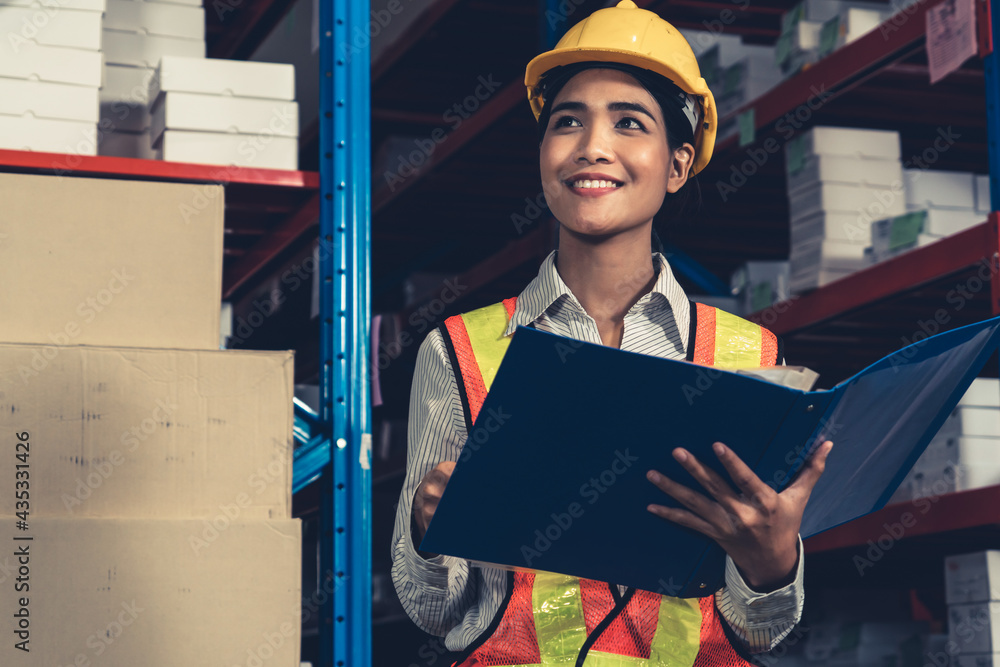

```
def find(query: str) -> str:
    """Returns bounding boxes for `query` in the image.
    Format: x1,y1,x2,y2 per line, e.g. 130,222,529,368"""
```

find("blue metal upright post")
986,0,1000,207
318,0,371,664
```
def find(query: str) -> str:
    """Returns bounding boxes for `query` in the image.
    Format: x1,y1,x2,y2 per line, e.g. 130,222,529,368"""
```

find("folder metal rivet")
699,583,706,588
806,404,814,412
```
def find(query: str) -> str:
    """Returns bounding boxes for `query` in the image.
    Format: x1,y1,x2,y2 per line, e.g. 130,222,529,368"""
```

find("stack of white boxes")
150,55,299,169
0,0,104,154
888,379,1000,504
869,171,991,263
805,621,927,667
729,261,791,315
785,126,904,293
946,551,1000,666
0,172,301,665
99,0,205,158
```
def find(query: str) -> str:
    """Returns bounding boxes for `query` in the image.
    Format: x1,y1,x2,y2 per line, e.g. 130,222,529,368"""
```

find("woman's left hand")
646,440,833,592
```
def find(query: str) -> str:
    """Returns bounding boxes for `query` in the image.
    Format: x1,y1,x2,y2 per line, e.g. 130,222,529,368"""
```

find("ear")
666,142,695,194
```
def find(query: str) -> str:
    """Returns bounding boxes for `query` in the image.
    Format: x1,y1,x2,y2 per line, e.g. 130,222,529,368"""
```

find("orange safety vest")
438,297,781,667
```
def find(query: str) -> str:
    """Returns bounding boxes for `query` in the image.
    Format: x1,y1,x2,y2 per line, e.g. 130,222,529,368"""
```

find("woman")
391,2,833,664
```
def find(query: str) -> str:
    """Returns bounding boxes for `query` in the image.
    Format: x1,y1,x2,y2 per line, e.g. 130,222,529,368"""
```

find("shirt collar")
503,249,688,337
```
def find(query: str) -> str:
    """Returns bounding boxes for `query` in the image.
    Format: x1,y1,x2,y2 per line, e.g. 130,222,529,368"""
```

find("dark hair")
535,61,702,250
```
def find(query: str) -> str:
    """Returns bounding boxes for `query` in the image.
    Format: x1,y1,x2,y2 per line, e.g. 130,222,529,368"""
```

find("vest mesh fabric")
760,327,778,366
693,303,717,366
467,573,542,667
583,583,661,659
693,597,753,667
444,314,490,426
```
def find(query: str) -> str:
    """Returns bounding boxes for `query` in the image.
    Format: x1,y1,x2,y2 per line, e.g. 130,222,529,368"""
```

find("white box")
836,7,889,44
730,261,790,313
98,128,156,158
905,169,977,209
0,115,96,154
100,65,157,132
792,211,873,243
792,19,824,50
104,0,205,39
791,237,870,270
789,181,906,221
940,407,1000,437
103,28,205,68
803,126,901,160
949,602,1000,653
151,55,296,101
155,129,298,169
0,78,98,123
961,379,1000,408
787,154,903,192
954,655,1000,667
790,267,855,292
920,436,1000,467
977,175,992,214
0,40,102,86
0,344,293,519
912,463,1000,497
0,5,102,50
946,552,1000,604
0,518,301,666
0,0,104,8
150,91,298,143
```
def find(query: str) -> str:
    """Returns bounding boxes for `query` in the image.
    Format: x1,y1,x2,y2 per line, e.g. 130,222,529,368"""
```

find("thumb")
787,440,833,498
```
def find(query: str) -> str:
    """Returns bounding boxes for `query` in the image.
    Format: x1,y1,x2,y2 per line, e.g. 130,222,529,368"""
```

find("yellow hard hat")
524,0,717,175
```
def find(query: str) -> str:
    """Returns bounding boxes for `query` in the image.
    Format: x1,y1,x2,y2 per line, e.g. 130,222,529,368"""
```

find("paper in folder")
420,314,1000,597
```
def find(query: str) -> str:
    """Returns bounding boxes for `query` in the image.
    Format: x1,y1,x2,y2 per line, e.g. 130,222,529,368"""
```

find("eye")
616,116,646,131
552,115,581,129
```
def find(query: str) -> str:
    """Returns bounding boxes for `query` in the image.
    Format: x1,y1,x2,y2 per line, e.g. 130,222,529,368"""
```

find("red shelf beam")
0,149,319,189
749,215,1000,335
805,484,1000,554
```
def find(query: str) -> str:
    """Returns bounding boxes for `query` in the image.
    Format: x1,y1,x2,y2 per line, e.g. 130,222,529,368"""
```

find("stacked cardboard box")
150,56,299,169
889,378,1000,504
785,126,904,293
729,261,791,315
0,0,104,154
0,173,301,665
947,551,1000,665
99,0,206,158
869,170,989,263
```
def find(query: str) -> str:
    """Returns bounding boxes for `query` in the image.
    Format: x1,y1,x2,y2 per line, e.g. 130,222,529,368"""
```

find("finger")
422,469,451,499
711,442,775,503
646,503,720,539
646,469,728,524
786,440,834,497
670,447,742,507
436,461,457,476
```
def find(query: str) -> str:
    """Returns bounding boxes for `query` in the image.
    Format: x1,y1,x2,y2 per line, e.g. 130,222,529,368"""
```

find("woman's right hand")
413,461,457,540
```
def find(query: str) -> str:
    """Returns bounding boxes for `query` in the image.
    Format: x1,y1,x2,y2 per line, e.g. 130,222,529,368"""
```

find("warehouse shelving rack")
0,0,998,662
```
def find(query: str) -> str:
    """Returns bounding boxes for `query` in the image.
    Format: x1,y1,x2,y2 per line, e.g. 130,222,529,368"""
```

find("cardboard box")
789,181,906,221
803,126,901,160
0,0,104,9
919,435,1000,468
0,344,292,518
961,379,1000,408
150,54,296,101
790,267,854,293
791,237,870,268
0,5,102,50
0,116,97,154
787,154,903,192
949,602,1000,653
100,65,156,133
977,175,992,214
729,261,790,314
0,40,102,86
155,129,298,170
904,169,977,210
835,7,889,45
792,210,874,244
150,91,299,143
98,128,156,158
0,78,98,123
911,463,1000,498
103,28,205,68
104,0,205,39
0,518,301,666
947,552,1000,605
0,172,223,348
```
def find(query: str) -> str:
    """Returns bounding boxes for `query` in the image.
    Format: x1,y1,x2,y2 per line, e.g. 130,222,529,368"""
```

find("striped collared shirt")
391,249,805,655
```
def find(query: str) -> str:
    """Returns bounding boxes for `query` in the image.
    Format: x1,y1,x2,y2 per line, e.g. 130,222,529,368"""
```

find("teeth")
571,179,620,189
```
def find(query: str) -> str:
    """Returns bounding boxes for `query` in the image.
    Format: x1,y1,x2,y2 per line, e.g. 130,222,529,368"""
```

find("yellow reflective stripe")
712,309,763,370
647,596,702,667
462,301,513,392
533,572,588,665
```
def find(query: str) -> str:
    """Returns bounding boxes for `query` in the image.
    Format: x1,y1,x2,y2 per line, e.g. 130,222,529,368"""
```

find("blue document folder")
420,314,1000,597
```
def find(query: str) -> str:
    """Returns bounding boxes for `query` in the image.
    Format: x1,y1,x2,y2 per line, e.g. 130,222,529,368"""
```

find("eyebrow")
549,100,658,123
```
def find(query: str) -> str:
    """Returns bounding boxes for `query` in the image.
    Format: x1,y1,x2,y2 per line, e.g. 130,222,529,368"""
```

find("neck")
555,224,658,324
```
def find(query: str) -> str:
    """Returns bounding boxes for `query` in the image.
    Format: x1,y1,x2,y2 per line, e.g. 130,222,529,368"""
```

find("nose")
575,125,615,164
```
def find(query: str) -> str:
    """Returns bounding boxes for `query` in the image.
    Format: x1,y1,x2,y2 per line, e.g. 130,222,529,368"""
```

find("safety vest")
438,297,781,667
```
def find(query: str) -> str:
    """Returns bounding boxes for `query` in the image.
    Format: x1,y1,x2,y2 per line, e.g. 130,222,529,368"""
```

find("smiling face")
539,67,693,242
